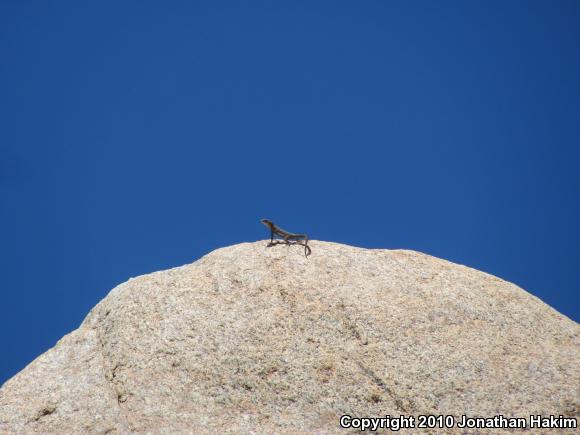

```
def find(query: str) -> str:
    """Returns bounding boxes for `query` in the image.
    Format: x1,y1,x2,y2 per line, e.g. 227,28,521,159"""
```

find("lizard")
260,219,311,257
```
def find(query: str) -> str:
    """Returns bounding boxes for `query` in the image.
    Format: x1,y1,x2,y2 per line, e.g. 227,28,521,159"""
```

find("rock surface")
1,241,578,433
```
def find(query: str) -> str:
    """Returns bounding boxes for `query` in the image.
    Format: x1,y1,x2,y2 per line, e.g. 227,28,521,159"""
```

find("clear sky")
1,1,579,385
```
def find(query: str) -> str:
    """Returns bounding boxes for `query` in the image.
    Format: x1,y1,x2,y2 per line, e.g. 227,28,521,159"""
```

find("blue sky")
1,1,579,385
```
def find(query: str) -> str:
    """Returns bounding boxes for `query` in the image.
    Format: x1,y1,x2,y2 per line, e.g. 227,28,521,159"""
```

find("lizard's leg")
287,234,310,256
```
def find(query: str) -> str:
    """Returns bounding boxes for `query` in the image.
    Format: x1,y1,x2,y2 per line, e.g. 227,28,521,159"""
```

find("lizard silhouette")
260,219,311,257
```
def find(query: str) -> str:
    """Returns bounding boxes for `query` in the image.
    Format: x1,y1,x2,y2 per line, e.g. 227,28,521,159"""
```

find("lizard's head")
260,219,273,228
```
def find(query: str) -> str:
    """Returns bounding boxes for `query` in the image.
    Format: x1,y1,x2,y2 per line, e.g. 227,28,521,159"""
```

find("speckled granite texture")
1,241,578,433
